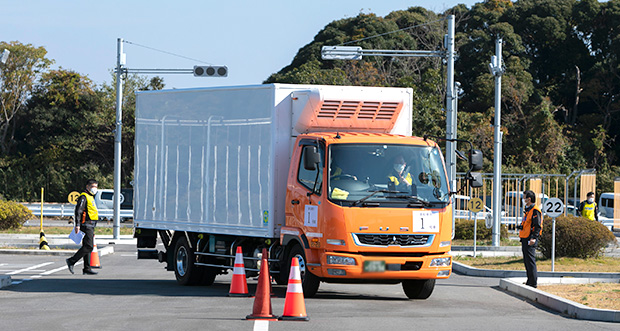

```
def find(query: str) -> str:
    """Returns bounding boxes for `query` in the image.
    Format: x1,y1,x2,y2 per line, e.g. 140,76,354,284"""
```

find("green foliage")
538,215,616,259
0,199,33,230
3,0,620,201
0,41,52,156
454,219,508,240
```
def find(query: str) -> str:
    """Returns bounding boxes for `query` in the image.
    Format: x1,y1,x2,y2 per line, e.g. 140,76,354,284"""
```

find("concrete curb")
0,245,114,289
452,261,620,279
499,277,620,323
0,275,10,288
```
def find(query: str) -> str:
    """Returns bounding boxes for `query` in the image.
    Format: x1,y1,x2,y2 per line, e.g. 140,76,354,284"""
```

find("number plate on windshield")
363,260,385,273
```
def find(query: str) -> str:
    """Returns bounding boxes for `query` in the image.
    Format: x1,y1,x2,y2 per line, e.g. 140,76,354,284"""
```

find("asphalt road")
1,245,617,330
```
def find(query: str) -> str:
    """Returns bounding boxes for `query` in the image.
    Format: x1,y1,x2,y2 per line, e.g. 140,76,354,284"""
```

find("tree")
0,41,52,155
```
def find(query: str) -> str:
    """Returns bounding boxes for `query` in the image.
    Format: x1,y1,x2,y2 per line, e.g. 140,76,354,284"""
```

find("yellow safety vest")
388,172,412,186
581,201,597,221
80,192,98,223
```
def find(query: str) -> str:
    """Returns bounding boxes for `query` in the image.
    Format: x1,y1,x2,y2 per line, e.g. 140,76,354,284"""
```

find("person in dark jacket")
66,179,99,275
518,190,543,288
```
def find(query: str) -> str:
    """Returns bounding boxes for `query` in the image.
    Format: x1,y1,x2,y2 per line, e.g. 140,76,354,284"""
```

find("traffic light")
193,65,228,77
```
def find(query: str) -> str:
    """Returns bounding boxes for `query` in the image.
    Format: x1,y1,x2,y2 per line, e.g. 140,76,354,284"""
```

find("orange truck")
133,84,482,299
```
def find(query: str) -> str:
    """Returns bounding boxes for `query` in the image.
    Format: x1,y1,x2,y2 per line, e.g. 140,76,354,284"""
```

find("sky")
3,0,479,89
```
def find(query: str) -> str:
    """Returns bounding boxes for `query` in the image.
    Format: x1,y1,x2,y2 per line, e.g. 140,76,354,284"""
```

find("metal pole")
473,212,478,258
551,217,556,272
491,38,503,247
113,38,124,240
445,15,455,184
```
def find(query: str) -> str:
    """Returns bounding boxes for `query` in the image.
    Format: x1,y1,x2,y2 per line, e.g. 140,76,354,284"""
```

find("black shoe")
83,269,98,275
66,259,74,274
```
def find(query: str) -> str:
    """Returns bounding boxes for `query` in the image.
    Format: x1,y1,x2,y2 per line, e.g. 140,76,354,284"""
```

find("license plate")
363,260,385,273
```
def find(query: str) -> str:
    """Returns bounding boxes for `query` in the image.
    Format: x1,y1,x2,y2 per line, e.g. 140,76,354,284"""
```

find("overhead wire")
123,40,213,65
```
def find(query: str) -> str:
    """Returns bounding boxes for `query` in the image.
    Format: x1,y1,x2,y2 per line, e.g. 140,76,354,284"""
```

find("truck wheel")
286,245,320,297
173,236,202,286
402,279,435,299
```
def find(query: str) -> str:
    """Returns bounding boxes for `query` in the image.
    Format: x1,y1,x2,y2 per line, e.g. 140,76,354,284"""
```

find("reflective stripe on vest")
80,192,98,222
582,202,596,220
519,205,542,238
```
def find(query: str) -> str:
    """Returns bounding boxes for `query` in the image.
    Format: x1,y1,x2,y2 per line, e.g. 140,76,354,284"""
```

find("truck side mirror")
303,146,320,171
469,172,483,188
469,149,483,171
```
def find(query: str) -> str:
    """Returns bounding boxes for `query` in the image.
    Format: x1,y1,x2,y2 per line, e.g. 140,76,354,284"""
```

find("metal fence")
23,203,133,219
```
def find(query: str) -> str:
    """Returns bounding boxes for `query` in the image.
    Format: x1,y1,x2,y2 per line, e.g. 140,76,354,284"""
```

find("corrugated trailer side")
134,85,286,238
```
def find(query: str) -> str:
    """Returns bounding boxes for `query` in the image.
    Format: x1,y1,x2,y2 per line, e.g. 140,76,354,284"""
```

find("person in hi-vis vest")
577,192,599,221
66,179,99,275
518,190,543,288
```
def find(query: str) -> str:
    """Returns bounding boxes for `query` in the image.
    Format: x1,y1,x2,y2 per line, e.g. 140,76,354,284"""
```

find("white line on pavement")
253,320,269,331
6,262,54,275
41,261,83,276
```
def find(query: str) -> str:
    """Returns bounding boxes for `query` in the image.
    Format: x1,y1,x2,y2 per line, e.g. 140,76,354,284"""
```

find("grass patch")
453,255,620,273
452,239,520,246
0,226,134,236
538,283,620,311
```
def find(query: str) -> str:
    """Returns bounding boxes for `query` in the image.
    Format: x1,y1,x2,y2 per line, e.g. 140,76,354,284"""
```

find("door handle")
291,199,300,205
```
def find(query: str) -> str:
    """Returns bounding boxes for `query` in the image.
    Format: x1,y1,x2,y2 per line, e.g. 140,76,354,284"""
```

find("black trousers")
68,226,94,270
521,238,537,287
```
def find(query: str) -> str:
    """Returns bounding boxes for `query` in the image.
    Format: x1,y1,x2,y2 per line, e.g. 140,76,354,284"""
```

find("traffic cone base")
90,241,101,268
229,246,250,297
279,257,309,321
246,248,277,320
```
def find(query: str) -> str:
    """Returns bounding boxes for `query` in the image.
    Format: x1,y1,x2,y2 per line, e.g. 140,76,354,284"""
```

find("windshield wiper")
351,189,402,206
391,195,433,208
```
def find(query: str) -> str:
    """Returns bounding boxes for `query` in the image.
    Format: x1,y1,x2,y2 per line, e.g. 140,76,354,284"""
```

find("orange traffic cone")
229,246,250,297
279,257,309,321
246,248,277,320
90,237,101,269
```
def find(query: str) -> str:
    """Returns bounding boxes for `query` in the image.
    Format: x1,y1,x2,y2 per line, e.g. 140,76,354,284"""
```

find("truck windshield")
328,143,449,207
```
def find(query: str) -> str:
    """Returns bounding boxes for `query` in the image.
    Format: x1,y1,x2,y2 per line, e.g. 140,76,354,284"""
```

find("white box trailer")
134,84,413,238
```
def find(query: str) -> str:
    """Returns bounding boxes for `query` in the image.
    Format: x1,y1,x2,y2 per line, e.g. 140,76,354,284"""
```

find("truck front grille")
353,234,433,247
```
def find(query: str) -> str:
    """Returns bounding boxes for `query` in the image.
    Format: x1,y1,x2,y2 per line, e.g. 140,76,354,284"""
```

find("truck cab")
281,132,457,298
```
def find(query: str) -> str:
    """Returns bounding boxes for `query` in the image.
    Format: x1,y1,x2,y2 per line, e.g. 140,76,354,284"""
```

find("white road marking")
253,320,269,331
6,262,53,275
41,261,82,275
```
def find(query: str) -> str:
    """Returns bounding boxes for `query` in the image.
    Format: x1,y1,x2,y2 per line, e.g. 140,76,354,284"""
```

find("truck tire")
173,236,202,286
199,256,218,286
402,279,435,299
286,245,320,298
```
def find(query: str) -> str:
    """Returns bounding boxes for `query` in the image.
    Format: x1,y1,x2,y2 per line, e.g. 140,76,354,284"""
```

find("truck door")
286,140,324,231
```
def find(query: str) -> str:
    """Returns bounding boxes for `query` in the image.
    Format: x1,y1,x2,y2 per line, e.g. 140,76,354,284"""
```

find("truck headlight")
326,255,356,265
430,257,451,267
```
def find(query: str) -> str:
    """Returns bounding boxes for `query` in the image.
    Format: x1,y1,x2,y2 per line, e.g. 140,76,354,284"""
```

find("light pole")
322,15,457,185
488,38,504,247
112,38,228,239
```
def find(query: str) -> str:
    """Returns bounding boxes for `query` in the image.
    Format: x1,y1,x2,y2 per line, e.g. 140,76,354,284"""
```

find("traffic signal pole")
112,38,227,240
113,38,124,240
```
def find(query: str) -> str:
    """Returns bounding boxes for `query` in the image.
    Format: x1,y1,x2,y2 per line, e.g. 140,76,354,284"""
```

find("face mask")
588,198,594,204
522,199,527,206
89,187,98,195
394,163,405,173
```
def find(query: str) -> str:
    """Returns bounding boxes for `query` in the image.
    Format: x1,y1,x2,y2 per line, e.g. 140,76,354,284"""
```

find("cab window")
297,144,324,194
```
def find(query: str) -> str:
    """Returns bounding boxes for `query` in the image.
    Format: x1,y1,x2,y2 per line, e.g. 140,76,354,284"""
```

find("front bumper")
308,252,452,280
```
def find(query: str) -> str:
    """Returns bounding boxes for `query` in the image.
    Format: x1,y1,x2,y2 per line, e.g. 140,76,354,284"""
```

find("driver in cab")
387,155,413,191
329,153,358,200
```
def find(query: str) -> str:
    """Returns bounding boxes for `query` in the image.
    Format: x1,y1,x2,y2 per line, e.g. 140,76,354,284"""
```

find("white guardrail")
23,203,133,219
